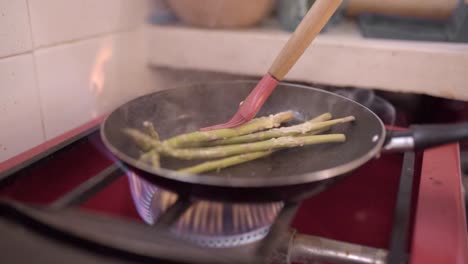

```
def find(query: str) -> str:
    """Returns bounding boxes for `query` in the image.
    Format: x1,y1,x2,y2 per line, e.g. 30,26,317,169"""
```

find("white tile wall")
0,0,33,58
0,54,44,162
0,0,161,162
35,29,157,140
28,0,152,48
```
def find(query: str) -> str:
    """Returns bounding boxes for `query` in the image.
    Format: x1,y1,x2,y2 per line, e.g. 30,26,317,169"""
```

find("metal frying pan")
101,81,468,202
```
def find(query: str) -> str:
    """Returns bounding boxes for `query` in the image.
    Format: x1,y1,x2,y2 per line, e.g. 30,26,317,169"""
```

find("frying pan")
101,81,468,203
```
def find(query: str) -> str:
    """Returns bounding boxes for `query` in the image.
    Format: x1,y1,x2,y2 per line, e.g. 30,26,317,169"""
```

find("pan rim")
100,80,386,188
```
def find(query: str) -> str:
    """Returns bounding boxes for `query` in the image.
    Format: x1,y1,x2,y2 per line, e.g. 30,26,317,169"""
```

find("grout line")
0,25,141,61
30,55,47,140
32,26,141,52
0,50,33,60
25,0,47,141
24,0,36,48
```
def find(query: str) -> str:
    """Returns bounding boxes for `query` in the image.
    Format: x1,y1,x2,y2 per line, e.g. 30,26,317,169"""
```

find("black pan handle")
384,122,468,152
412,122,468,149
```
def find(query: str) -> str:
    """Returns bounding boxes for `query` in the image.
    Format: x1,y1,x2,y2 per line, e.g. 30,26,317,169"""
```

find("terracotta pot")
167,0,275,28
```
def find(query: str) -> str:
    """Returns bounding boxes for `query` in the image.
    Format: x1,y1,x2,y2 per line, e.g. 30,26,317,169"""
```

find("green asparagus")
164,111,294,148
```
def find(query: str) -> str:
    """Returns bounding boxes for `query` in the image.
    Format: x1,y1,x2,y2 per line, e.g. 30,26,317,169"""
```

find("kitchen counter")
146,20,468,101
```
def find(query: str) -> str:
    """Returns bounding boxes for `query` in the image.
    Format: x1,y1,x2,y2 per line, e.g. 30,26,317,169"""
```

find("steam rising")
333,88,396,126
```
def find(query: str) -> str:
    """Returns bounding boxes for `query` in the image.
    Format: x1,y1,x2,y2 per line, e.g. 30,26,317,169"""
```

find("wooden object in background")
346,0,458,20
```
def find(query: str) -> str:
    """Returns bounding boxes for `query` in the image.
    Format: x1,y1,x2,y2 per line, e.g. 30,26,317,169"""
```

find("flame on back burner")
127,172,283,248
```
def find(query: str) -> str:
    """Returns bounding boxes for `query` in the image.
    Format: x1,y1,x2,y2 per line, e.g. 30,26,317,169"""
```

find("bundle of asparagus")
124,111,355,174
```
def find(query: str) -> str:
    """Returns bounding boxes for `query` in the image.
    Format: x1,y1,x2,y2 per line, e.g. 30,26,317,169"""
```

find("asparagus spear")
124,128,164,151
163,111,294,148
177,127,336,174
178,151,273,174
137,127,335,174
139,149,161,168
186,112,334,147
199,114,353,146
138,121,161,168
124,129,345,160
128,129,154,152
143,121,159,140
209,116,354,145
303,127,330,136
166,134,346,160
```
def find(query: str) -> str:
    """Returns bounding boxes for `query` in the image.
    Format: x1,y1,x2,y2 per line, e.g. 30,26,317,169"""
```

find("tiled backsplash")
0,0,161,162
28,0,149,48
0,1,32,57
0,54,43,161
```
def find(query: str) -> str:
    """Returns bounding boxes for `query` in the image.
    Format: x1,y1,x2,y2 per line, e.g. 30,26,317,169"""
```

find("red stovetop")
0,115,467,264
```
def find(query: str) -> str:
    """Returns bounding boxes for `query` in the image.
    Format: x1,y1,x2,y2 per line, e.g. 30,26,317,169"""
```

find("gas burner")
128,172,283,248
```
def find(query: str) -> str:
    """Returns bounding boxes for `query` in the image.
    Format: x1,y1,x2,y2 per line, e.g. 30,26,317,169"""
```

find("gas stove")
1,91,467,264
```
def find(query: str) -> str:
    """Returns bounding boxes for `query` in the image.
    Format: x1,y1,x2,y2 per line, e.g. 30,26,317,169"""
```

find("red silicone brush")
201,0,343,131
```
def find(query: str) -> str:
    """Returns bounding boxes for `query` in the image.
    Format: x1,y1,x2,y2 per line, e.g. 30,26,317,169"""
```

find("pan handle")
384,122,468,152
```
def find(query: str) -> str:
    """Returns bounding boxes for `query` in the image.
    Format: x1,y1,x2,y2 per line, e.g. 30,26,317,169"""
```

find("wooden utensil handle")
268,0,343,80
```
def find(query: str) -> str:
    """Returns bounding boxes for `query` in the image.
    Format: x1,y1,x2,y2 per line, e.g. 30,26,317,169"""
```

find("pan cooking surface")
102,81,385,186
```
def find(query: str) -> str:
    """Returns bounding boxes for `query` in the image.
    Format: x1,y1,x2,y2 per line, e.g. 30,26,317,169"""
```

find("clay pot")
167,0,275,28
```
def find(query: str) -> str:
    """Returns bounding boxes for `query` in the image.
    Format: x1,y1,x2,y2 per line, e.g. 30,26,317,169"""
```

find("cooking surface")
0,99,467,263
0,131,403,249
